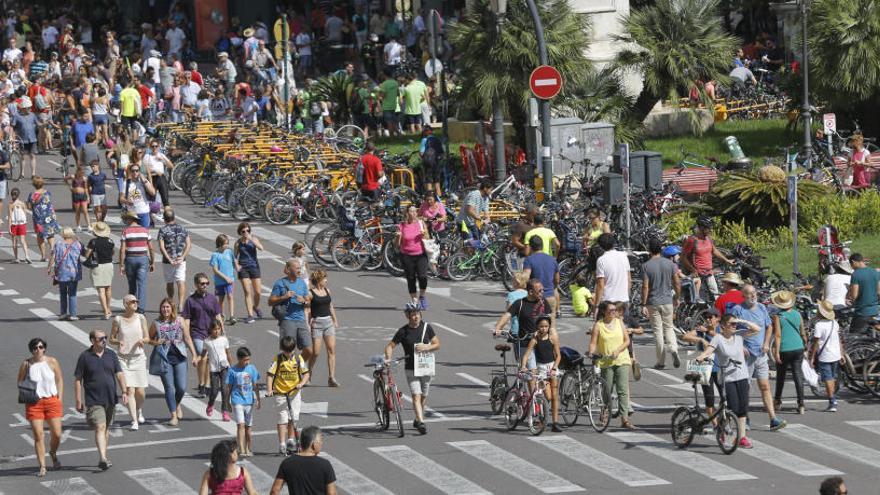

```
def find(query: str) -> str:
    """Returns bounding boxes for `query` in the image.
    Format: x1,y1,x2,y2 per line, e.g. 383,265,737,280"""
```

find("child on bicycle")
265,335,310,456
519,315,562,432
226,347,261,456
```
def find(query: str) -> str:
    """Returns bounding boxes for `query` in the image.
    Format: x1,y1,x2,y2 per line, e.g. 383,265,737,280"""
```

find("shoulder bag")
17,361,39,404
271,279,292,322
419,220,439,264
413,321,436,377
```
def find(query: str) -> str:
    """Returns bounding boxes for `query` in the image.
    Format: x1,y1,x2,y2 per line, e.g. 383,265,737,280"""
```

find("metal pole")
796,0,812,274
281,13,289,131
493,98,506,185
430,10,450,158
525,0,553,195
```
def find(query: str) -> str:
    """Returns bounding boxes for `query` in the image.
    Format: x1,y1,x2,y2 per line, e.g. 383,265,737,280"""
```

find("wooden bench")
662,168,718,198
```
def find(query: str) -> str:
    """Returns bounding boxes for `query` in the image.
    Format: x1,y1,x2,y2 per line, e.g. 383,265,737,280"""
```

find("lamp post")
281,13,289,131
489,0,507,186
794,0,812,275
525,0,553,196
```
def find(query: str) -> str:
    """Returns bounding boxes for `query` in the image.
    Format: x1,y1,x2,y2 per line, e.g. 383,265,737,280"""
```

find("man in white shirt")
824,261,852,308
324,14,344,43
41,21,59,50
216,52,237,97
383,36,403,69
2,37,21,64
294,29,312,76
593,233,631,316
180,71,201,107
164,20,186,58
146,50,162,85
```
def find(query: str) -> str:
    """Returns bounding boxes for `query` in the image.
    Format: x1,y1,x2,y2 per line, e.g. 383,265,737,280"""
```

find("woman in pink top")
198,440,257,495
847,135,872,189
396,205,430,309
418,191,447,234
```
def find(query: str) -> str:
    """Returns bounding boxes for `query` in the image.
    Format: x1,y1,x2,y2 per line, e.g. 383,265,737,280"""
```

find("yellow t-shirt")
524,226,557,256
119,87,140,118
570,285,592,316
268,353,309,394
596,318,631,368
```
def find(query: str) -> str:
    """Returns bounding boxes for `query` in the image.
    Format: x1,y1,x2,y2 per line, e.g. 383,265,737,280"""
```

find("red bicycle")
368,356,406,438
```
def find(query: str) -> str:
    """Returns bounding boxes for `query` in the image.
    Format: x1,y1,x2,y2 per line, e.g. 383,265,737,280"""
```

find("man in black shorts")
419,126,445,198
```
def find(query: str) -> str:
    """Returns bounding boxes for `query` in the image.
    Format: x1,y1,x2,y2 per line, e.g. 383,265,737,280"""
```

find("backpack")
271,278,294,321
34,88,49,110
354,157,366,186
309,100,322,117
558,219,581,254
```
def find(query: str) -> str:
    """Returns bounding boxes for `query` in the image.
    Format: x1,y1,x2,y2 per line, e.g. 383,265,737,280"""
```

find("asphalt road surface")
0,151,877,495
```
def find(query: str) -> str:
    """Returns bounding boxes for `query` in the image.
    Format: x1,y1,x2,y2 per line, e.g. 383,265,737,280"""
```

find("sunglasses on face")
33,344,45,351
95,336,107,342
198,281,210,286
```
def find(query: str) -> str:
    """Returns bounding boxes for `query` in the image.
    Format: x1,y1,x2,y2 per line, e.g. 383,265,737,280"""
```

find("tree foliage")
564,67,644,146
614,0,741,123
311,73,355,124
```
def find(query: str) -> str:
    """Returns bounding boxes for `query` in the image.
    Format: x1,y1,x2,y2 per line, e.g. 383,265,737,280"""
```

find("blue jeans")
159,354,188,413
125,256,149,312
58,280,78,316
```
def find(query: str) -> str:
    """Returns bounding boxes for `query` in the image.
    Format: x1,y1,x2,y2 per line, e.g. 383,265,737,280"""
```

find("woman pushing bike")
519,315,562,432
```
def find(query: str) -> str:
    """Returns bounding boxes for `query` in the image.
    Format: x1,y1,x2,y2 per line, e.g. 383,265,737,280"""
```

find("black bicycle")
670,360,741,455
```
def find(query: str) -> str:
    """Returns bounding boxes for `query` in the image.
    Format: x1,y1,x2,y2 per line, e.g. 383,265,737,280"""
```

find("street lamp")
488,0,507,185
793,0,812,275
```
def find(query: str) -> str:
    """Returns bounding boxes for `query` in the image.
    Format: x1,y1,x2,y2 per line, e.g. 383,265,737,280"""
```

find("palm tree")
809,0,880,135
448,0,592,144
614,0,741,124
564,67,644,146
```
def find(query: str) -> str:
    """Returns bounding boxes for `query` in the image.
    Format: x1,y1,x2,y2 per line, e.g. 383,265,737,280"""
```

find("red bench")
662,168,719,198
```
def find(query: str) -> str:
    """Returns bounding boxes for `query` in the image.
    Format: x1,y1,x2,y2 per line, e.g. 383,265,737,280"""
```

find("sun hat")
121,211,140,223
770,290,795,310
243,27,255,37
720,272,744,286
835,260,854,274
92,222,110,238
817,300,835,320
218,51,228,58
19,96,32,109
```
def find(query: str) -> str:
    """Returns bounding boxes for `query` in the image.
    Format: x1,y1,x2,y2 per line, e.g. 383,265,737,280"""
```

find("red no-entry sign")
529,65,563,100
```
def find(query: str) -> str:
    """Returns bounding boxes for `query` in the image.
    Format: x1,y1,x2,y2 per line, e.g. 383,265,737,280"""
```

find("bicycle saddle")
684,372,703,383
495,344,511,352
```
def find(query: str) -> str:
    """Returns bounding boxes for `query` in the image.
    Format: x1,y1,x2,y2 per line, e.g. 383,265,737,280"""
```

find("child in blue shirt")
87,159,108,222
210,233,239,325
226,346,261,456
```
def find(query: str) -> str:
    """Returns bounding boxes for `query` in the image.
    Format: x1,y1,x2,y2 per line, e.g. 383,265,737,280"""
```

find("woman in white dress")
110,294,150,429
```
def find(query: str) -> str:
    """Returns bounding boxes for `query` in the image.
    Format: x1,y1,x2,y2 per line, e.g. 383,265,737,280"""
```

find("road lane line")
30,307,238,436
784,423,880,469
267,329,280,337
744,439,842,476
125,467,196,494
607,431,756,481
432,322,466,337
644,367,683,383
41,476,101,494
320,453,394,495
456,372,490,386
531,435,669,487
344,287,374,299
369,445,490,494
449,440,582,493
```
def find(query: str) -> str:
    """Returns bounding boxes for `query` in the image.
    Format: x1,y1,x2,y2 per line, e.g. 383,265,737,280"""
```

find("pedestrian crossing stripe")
742,438,843,476
449,440,583,493
784,423,880,470
126,467,196,494
41,476,101,494
369,445,491,495
320,453,395,495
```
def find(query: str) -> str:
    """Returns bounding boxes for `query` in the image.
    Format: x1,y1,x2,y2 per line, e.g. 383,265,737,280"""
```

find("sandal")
621,419,635,430
37,466,47,477
50,451,60,469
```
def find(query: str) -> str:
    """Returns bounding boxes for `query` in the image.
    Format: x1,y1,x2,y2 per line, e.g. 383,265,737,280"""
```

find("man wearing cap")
216,52,237,98
715,272,745,315
810,300,845,412
729,284,787,430
642,239,682,369
824,261,852,308
846,253,880,334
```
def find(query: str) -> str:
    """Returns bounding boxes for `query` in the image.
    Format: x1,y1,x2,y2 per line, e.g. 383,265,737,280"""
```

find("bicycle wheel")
382,239,405,277
243,182,276,219
862,347,880,399
587,378,610,433
331,236,368,272
373,378,389,430
528,395,549,436
715,408,740,455
391,385,405,438
8,150,22,181
502,389,521,431
304,219,334,248
363,234,388,271
670,406,697,448
310,227,340,268
264,195,296,225
489,376,507,415
446,251,474,281
559,372,581,426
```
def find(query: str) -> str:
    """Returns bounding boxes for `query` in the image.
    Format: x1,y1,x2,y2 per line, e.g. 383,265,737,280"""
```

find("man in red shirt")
137,79,155,122
358,142,384,201
714,272,745,314
681,216,733,301
188,61,204,86
27,75,52,151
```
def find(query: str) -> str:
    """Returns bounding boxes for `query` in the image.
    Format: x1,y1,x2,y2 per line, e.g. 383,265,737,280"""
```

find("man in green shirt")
402,74,427,134
377,71,399,137
846,253,880,334
352,77,374,138
524,214,560,256
119,79,142,140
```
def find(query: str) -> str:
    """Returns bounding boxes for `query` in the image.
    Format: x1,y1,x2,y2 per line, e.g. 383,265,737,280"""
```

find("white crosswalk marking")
531,435,670,487
125,467,196,494
240,460,275,494
785,423,880,469
607,432,756,481
288,224,310,233
187,243,214,261
449,440,583,493
321,453,394,495
41,477,101,494
251,226,296,251
369,445,490,494
743,439,842,476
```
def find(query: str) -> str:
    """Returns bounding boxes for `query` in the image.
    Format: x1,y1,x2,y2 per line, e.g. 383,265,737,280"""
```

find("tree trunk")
631,88,659,127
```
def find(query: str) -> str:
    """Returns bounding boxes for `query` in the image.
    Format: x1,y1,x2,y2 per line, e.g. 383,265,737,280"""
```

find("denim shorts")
214,283,233,297
817,361,839,382
193,338,205,356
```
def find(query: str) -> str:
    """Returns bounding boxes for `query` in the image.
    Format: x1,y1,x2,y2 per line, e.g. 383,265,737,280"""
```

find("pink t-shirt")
399,221,425,256
418,202,447,232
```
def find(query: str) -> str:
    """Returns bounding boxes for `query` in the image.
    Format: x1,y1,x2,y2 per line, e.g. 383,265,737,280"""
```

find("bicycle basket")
559,347,582,370
685,360,713,385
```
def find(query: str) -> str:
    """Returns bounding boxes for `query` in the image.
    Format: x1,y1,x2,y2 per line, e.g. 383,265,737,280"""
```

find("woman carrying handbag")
18,337,64,477
395,205,432,310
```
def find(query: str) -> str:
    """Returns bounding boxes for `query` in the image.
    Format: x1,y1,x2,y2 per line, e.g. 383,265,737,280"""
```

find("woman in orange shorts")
18,337,64,477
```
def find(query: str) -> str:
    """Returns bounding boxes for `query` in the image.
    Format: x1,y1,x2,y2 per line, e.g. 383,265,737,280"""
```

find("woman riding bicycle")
519,315,561,432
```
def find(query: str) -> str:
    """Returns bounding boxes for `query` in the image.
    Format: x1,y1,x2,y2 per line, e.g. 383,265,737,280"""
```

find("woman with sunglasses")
588,300,634,429
18,338,63,477
143,140,174,208
235,222,264,323
119,160,156,228
110,294,150,430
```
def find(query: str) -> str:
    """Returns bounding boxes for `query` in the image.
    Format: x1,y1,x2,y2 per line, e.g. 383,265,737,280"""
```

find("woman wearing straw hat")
83,221,115,319
770,290,807,415
809,300,845,412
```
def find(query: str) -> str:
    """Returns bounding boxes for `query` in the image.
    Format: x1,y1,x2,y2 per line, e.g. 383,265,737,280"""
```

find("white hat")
19,96,31,109
150,49,161,58
218,51,229,58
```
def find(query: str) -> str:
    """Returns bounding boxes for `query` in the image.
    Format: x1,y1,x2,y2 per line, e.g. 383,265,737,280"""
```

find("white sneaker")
138,411,145,424
130,421,139,431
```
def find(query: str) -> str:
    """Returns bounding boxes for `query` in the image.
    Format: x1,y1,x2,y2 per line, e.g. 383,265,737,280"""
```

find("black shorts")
21,142,36,154
422,156,443,184
121,116,138,129
238,266,261,279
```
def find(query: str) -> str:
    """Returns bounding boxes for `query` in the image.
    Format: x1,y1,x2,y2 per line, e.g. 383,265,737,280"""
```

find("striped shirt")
122,225,151,257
